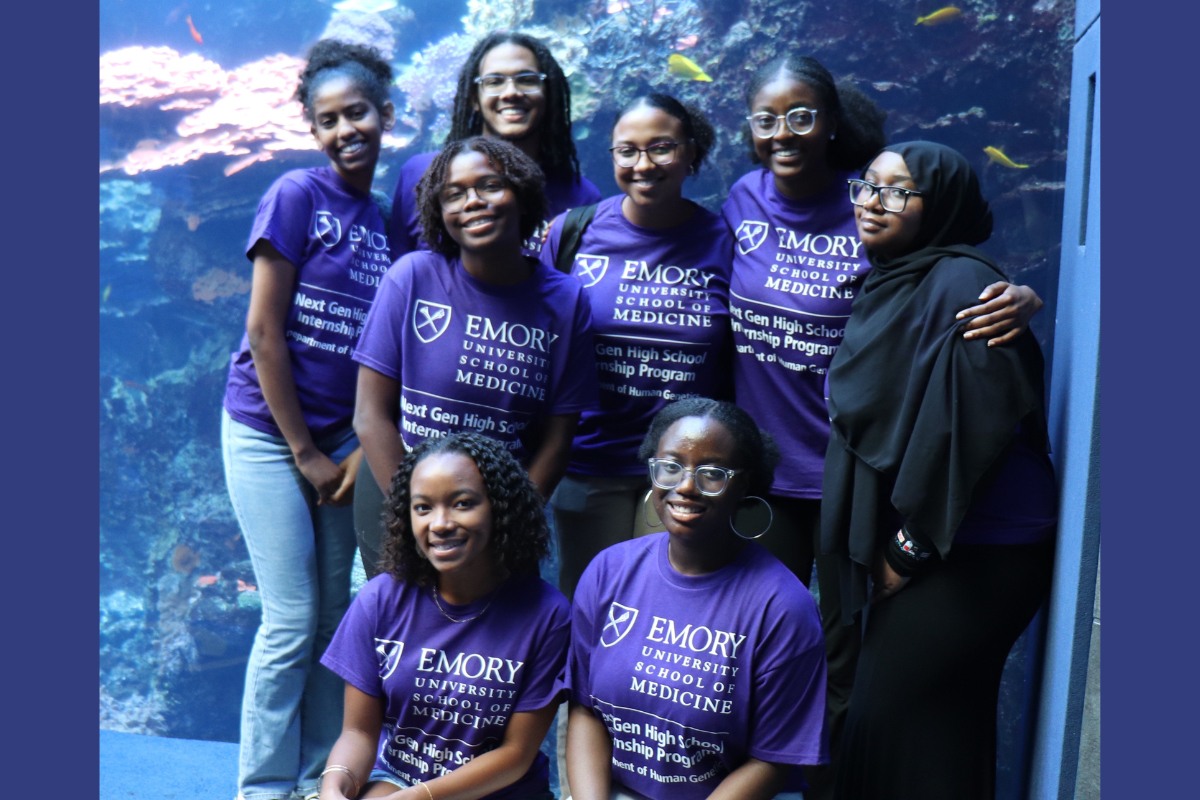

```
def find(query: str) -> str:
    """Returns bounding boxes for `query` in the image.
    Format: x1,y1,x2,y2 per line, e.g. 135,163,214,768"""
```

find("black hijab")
820,141,1047,622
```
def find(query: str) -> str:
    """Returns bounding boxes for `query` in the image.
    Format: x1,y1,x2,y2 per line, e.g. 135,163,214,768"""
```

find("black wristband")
885,528,933,578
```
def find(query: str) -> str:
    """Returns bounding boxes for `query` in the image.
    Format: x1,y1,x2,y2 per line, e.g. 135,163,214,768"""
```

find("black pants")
835,541,1054,800
353,456,387,579
757,496,860,800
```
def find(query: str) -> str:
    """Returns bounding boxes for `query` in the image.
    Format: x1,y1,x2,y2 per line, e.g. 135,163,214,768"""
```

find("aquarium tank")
99,0,1074,796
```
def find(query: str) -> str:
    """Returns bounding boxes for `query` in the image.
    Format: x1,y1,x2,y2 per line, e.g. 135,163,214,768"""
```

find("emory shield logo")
313,211,342,247
413,300,452,343
374,639,404,680
600,602,639,647
574,254,610,288
735,220,770,254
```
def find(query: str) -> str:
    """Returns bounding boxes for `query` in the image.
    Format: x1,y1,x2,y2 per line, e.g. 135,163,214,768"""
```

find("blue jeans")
222,410,359,800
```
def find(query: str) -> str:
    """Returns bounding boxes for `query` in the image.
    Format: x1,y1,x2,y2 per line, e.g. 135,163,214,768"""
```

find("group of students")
219,30,1056,800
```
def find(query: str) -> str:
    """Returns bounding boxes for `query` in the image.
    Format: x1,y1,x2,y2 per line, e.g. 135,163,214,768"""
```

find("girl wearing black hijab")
821,142,1057,800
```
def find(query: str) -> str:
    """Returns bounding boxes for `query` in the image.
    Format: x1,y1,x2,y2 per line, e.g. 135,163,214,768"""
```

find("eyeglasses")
609,141,682,168
473,72,547,96
847,179,924,213
746,108,819,138
648,458,740,497
439,176,509,211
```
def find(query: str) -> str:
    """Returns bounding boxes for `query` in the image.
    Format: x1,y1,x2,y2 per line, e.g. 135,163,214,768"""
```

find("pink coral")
100,46,226,109
192,268,251,303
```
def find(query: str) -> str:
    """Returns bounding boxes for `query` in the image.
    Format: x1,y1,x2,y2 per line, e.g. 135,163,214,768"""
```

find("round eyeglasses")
473,72,547,96
648,458,740,497
439,176,509,211
746,108,819,138
609,141,682,168
847,179,924,213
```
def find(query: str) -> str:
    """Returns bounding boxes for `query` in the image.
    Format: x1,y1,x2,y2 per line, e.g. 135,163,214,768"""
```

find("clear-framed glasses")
647,458,740,497
847,179,924,213
439,176,509,211
473,72,547,96
609,141,682,168
746,107,819,138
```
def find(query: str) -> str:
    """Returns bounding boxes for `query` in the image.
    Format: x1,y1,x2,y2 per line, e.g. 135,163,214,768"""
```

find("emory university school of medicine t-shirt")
224,167,390,438
353,251,598,461
565,534,828,798
321,574,570,798
540,196,733,475
721,168,870,498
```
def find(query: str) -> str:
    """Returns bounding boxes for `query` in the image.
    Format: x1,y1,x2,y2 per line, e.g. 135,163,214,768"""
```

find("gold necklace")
432,583,502,623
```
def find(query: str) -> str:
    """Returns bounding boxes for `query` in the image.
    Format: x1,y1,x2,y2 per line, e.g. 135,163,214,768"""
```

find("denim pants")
222,410,359,800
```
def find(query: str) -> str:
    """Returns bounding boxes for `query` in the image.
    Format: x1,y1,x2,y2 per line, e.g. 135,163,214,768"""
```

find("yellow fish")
668,54,712,82
102,284,112,302
916,7,962,26
984,146,1030,169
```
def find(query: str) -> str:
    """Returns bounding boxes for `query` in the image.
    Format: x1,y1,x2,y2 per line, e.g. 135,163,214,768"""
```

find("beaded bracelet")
319,764,360,799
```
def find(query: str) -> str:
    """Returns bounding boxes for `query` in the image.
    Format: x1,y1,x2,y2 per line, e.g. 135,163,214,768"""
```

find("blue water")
100,1,1075,796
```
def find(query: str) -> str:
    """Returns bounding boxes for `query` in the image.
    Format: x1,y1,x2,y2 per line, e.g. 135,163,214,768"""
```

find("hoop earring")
642,491,664,529
729,496,773,540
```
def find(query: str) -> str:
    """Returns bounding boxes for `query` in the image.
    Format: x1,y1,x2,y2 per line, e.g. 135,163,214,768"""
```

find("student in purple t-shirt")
720,54,1046,800
539,93,734,602
390,32,601,262
566,399,827,800
353,137,598,578
319,433,569,800
220,41,396,800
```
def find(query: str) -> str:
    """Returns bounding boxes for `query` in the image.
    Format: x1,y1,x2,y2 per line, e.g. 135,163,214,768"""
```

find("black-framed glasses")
746,108,819,138
439,176,509,211
473,72,547,95
847,179,923,213
648,458,740,496
609,141,682,168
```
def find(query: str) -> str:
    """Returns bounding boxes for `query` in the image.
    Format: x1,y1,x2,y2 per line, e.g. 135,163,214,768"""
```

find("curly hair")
414,136,547,257
612,93,716,176
379,432,551,587
295,39,394,122
744,55,887,172
447,31,582,186
637,399,781,498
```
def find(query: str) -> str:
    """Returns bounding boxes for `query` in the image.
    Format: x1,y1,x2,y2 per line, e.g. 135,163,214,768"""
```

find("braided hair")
380,432,551,587
295,39,394,122
414,136,547,257
612,93,716,176
744,55,887,171
447,31,582,185
638,399,780,498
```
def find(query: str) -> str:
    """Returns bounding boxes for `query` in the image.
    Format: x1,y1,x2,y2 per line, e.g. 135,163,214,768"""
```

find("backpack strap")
554,203,598,274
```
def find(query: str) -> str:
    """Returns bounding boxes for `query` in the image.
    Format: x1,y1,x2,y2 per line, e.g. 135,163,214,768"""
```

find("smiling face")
611,104,695,212
750,74,837,198
651,416,746,542
409,452,495,576
309,74,394,187
472,43,546,145
439,150,522,254
854,150,925,259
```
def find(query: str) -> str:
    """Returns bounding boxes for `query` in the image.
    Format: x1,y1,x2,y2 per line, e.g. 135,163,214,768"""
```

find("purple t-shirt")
353,251,598,461
321,574,570,798
722,168,869,498
539,196,733,475
565,534,828,798
389,150,603,262
224,167,390,438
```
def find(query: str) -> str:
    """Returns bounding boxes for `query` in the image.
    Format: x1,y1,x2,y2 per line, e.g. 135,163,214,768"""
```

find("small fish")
984,146,1030,169
186,15,203,45
668,54,712,82
102,284,112,302
674,34,699,50
197,574,219,587
334,0,398,12
916,7,962,26
186,215,201,231
237,579,258,592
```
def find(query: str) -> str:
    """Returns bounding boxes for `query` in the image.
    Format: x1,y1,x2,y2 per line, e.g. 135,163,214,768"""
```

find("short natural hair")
380,432,551,587
295,39,393,122
414,136,547,257
612,93,716,176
